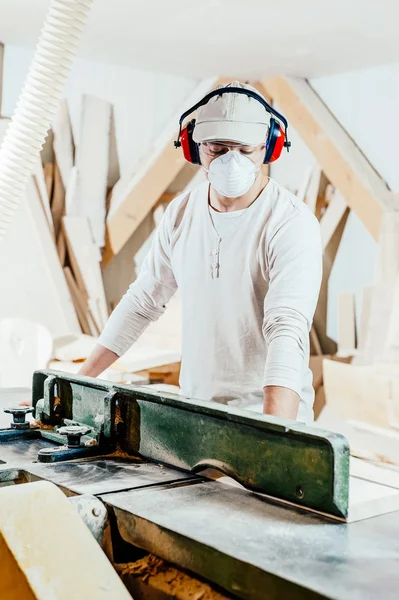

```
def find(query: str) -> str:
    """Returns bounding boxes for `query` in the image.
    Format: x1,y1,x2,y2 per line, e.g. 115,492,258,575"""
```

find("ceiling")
0,0,398,80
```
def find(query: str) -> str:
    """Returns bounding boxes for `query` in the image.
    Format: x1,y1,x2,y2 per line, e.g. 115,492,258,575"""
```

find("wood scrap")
363,213,399,363
304,166,329,219
63,216,109,330
74,95,111,248
319,189,348,250
107,105,120,191
51,161,66,238
313,197,350,354
337,292,356,356
323,358,392,429
355,286,374,355
63,267,98,336
0,162,80,339
43,163,54,200
52,99,74,189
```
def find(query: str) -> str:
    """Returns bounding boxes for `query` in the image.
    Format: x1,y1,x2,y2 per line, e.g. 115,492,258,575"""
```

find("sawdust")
29,420,54,431
114,404,123,426
116,554,229,599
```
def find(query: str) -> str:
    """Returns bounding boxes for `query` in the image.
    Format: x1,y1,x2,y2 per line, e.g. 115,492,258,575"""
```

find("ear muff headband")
174,86,291,163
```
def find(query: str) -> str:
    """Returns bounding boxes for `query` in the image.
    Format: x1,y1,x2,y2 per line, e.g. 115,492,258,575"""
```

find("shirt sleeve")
98,208,177,357
262,211,322,395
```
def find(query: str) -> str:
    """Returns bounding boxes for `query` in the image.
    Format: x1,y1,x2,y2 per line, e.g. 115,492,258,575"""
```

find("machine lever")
57,425,92,448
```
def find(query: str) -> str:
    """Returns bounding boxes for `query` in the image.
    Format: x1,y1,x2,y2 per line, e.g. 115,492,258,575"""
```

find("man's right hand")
78,344,119,378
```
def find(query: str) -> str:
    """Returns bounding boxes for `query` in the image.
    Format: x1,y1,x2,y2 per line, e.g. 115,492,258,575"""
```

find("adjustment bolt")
57,425,91,448
4,407,34,430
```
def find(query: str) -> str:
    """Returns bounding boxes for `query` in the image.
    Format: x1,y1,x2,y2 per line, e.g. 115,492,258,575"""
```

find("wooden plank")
313,200,350,354
363,213,399,363
74,95,111,248
63,216,109,330
52,99,74,189
356,285,374,354
43,163,54,201
305,167,329,220
104,78,220,265
319,190,348,250
107,105,120,190
323,358,392,429
51,161,65,238
57,229,67,267
310,326,322,356
63,267,93,336
0,481,131,600
261,77,395,241
33,169,54,239
337,292,356,356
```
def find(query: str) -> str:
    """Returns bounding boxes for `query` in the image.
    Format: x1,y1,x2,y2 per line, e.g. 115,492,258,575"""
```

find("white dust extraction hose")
0,0,94,240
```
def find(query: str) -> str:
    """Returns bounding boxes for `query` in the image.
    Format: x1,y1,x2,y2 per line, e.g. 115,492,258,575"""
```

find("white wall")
1,45,198,176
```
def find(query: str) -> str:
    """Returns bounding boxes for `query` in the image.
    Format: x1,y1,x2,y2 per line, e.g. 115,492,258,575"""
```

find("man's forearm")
263,385,299,420
78,344,119,378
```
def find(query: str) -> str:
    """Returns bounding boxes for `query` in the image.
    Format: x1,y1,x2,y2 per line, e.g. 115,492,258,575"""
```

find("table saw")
1,369,399,600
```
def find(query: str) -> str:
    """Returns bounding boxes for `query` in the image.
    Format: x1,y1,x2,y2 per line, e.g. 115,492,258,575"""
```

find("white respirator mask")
205,151,260,198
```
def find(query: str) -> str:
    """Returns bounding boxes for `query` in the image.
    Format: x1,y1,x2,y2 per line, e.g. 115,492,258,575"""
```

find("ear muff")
264,118,286,164
179,119,201,165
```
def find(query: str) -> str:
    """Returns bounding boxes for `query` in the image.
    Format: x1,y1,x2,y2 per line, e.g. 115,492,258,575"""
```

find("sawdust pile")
117,554,229,599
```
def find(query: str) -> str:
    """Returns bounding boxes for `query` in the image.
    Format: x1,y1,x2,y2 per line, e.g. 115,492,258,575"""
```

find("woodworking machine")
1,370,399,599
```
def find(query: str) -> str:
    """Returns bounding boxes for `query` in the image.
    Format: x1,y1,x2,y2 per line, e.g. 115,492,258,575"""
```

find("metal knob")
57,425,92,448
4,407,34,429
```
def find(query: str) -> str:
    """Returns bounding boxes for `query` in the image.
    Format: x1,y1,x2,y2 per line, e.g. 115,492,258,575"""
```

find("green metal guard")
32,370,350,518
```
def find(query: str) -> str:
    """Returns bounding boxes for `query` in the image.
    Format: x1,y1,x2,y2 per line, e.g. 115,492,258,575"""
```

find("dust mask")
205,151,259,198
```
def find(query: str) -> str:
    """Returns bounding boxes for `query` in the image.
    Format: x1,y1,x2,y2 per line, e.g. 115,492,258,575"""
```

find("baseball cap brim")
192,120,269,146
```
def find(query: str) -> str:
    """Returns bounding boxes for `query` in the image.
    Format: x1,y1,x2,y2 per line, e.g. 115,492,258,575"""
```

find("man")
80,81,322,423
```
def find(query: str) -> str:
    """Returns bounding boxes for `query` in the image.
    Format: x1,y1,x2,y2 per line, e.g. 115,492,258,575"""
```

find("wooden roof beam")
260,77,396,241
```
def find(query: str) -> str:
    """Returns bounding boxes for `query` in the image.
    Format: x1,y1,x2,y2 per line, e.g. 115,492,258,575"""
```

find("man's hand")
263,385,299,420
78,344,119,378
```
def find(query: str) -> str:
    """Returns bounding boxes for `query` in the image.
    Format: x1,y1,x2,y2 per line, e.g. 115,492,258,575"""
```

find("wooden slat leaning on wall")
103,78,222,266
260,77,395,241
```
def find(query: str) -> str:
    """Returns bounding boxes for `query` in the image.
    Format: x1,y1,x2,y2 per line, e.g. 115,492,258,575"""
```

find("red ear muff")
179,119,201,165
264,118,286,164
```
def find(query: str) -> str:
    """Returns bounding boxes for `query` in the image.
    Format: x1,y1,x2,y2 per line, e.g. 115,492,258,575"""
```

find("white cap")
192,81,271,146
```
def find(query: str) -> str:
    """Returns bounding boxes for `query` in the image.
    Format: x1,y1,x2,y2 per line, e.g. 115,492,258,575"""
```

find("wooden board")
74,95,111,248
363,213,399,363
33,157,54,239
107,105,120,190
51,161,65,238
104,78,220,265
0,481,131,600
63,216,109,330
43,162,54,201
313,198,350,354
304,166,329,219
261,77,394,241
52,99,74,189
354,285,373,356
323,358,393,429
337,292,356,356
63,267,97,336
319,189,348,250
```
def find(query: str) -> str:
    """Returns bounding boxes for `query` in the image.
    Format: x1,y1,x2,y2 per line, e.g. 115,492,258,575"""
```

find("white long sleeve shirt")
99,179,322,422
